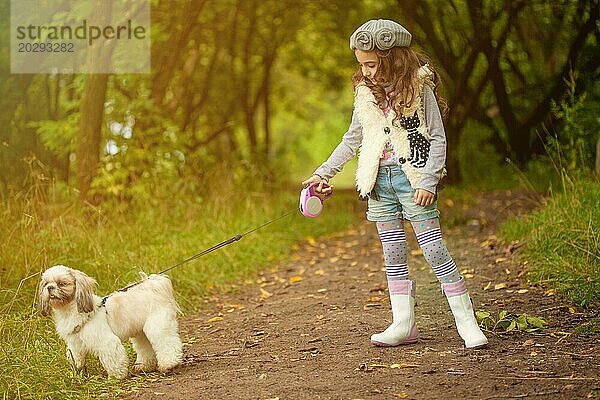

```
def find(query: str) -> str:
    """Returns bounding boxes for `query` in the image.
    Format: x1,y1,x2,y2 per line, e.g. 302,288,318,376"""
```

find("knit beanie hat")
349,19,412,51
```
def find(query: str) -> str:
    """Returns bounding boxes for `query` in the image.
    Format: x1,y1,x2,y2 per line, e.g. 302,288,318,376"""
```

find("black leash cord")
156,234,243,276
158,209,295,275
110,209,296,296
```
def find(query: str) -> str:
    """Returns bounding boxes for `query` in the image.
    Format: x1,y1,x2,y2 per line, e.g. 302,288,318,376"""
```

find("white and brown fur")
38,265,182,378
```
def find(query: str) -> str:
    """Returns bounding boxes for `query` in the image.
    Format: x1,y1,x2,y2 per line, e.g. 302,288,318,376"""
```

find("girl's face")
355,49,379,83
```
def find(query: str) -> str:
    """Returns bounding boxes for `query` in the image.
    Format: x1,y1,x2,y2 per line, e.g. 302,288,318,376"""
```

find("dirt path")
131,191,599,400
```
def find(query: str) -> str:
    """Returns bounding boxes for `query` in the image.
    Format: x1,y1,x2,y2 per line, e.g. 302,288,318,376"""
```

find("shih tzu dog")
38,265,183,378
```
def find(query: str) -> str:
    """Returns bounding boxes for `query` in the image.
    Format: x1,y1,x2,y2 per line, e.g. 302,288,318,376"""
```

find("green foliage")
545,73,599,179
476,310,547,333
499,181,600,308
458,120,520,189
522,79,600,194
3,0,600,198
575,317,600,335
273,70,358,188
89,83,187,204
29,112,79,157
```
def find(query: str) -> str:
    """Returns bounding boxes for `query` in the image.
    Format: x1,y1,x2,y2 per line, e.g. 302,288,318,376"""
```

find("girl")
302,19,488,349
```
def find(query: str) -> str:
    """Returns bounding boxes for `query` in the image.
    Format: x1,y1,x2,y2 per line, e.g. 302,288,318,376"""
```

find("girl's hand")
301,175,333,194
413,188,435,206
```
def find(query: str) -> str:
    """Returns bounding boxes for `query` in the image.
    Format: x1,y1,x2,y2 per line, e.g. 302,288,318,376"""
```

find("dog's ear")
72,269,97,313
38,279,50,317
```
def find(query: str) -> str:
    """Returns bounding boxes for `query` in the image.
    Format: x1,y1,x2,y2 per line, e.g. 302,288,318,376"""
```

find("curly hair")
352,46,448,128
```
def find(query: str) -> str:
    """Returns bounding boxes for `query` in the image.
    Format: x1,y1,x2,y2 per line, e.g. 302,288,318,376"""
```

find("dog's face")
38,265,97,316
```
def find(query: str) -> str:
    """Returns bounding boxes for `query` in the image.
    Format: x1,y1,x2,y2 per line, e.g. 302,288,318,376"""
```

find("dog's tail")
144,273,180,311
142,273,174,293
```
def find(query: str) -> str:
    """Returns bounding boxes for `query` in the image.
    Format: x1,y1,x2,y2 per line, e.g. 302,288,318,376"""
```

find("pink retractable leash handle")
299,182,333,218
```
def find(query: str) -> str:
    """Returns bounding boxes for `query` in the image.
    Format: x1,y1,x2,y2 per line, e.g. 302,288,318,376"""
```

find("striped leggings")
376,218,461,283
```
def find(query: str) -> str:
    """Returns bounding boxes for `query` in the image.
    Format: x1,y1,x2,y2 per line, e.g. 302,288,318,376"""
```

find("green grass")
575,317,600,335
0,186,361,399
498,179,600,309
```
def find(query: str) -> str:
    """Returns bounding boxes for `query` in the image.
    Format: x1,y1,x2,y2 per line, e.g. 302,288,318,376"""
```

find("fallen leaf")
505,268,511,275
185,336,202,345
495,257,508,263
369,363,389,368
289,276,303,284
394,393,409,399
306,236,316,245
314,269,326,276
259,287,272,301
522,339,535,346
483,282,492,291
207,316,223,323
480,236,498,248
568,307,576,314
545,289,556,296
370,283,386,292
363,303,382,310
390,363,419,368
317,288,328,293
329,257,340,263
517,289,528,294
494,283,507,290
505,241,521,254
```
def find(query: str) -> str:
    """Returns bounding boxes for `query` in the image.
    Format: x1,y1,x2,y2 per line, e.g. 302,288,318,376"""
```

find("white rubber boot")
442,277,488,348
370,279,419,346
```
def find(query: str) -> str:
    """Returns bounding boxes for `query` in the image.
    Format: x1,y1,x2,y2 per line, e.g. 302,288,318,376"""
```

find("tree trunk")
76,0,111,201
151,0,207,107
77,76,109,202
263,67,271,161
241,0,258,156
444,122,461,184
596,137,600,180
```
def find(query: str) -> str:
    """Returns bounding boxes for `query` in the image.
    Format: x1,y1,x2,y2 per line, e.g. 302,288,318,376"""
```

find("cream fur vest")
354,66,434,197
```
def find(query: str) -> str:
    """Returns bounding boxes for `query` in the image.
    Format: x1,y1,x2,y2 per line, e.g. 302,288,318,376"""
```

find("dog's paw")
157,361,181,374
107,368,128,379
133,362,157,373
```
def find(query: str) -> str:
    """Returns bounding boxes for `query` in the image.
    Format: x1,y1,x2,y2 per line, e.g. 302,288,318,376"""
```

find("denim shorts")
366,165,440,222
